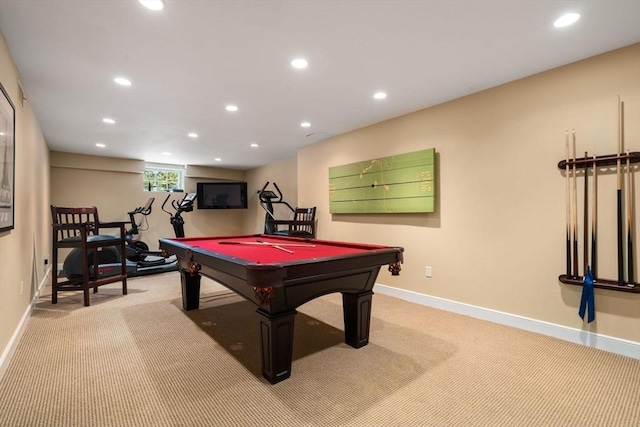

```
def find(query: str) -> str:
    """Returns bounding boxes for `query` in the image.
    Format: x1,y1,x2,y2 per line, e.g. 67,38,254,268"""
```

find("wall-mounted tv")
196,182,248,209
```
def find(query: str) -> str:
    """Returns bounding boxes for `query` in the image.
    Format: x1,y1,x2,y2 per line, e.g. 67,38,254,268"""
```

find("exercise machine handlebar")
258,182,294,216
161,192,197,238
128,197,154,216
127,197,155,238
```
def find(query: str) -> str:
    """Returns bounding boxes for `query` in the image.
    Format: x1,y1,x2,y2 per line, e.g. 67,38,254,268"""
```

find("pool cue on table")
617,97,624,286
565,131,572,277
627,151,634,285
219,240,316,247
218,240,296,253
272,245,294,254
583,151,589,275
591,155,597,280
255,239,316,247
572,129,579,278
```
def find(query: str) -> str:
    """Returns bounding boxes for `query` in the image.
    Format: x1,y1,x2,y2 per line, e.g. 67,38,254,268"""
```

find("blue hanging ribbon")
578,266,595,323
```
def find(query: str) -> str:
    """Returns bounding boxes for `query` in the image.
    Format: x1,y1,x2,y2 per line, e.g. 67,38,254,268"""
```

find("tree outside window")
143,166,184,192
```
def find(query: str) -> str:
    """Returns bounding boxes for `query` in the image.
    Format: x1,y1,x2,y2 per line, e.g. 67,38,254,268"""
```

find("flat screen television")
196,182,248,209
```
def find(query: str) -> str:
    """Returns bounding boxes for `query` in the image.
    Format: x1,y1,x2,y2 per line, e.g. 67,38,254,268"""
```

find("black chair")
51,205,128,306
270,207,317,238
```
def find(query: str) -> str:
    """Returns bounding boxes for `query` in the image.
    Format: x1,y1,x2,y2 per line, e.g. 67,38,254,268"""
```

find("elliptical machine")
258,182,316,238
62,192,196,279
124,193,194,262
258,182,295,235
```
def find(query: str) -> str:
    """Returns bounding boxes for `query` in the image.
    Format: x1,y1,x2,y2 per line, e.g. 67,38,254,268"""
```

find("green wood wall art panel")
329,148,436,214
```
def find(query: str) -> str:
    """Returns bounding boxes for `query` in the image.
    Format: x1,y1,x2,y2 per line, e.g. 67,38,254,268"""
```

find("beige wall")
50,153,299,244
0,30,51,370
298,44,640,343
50,152,248,251
49,154,299,247
185,164,247,237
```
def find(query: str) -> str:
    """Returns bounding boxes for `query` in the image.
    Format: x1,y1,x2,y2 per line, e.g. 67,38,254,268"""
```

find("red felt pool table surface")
163,234,392,264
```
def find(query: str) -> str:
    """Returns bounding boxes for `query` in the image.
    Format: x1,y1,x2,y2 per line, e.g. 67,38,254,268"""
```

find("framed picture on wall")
0,82,15,232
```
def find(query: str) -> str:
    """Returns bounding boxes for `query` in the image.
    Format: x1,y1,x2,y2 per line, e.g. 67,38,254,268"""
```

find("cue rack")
558,98,640,293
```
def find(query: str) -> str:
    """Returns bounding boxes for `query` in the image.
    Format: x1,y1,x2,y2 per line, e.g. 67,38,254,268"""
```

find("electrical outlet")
425,266,432,278
20,280,24,295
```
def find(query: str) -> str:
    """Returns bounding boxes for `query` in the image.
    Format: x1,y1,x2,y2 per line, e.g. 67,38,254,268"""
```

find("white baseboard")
373,283,640,360
0,265,51,381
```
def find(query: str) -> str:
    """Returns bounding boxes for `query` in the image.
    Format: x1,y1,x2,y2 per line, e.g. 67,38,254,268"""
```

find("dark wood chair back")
51,205,101,244
290,207,316,238
50,205,128,306
270,206,317,238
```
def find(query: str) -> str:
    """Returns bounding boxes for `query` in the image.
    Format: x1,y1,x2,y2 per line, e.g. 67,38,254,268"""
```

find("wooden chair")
270,207,317,238
51,205,128,306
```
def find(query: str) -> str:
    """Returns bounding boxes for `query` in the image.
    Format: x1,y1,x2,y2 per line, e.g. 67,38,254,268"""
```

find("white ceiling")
0,1,638,170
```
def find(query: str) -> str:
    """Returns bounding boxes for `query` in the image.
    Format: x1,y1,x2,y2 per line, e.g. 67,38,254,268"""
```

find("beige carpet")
0,272,638,426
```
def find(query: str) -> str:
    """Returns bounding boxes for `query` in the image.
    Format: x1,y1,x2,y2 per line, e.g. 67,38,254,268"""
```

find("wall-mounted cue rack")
557,147,639,293
558,152,640,170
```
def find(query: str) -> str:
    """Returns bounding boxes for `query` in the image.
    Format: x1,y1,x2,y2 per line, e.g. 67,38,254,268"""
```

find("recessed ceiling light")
188,133,198,138
214,158,222,162
226,105,238,112
162,152,171,155
114,77,131,86
250,143,259,148
102,118,115,124
139,0,165,11
300,122,311,128
96,143,106,148
554,12,580,28
373,92,387,100
291,58,308,69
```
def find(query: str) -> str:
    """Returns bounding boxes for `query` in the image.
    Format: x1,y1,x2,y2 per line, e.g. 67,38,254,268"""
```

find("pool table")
158,234,403,384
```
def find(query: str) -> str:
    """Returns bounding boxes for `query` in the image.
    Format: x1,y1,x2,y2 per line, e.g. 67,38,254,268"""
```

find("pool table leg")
342,290,374,348
256,309,297,384
180,269,201,311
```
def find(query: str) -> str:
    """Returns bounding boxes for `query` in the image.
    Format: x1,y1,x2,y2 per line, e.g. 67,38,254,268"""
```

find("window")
143,164,185,192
